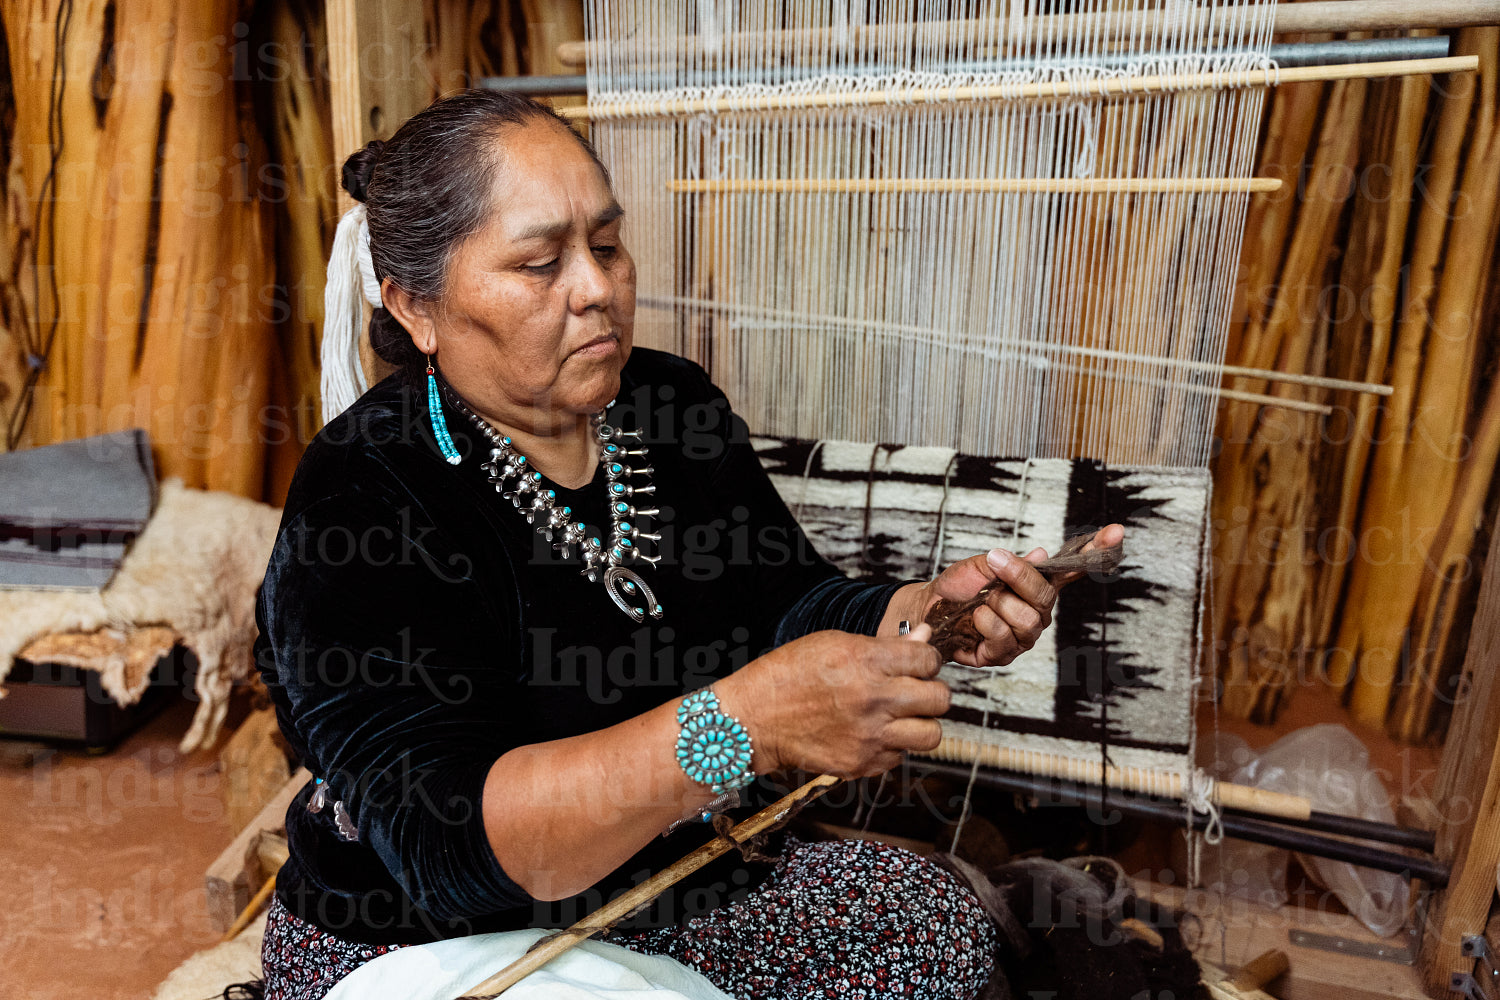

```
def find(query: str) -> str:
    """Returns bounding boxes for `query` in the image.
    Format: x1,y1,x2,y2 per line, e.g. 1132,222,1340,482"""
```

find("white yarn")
1184,768,1223,887
356,213,382,306
320,204,383,425
1186,768,1224,845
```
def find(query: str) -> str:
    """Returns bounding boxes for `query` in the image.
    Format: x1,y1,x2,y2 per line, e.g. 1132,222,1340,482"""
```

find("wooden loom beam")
927,737,1313,820
668,177,1285,195
556,0,1500,65
559,56,1477,122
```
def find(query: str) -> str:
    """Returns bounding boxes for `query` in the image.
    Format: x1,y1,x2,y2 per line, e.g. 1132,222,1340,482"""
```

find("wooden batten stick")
1218,364,1391,396
1042,355,1336,414
925,736,1313,821
560,57,1477,122
669,177,1284,195
558,2,1500,64
1218,387,1331,415
460,775,843,997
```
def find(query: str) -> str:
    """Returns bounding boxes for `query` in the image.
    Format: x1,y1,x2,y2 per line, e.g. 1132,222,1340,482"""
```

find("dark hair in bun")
341,139,384,203
341,90,611,371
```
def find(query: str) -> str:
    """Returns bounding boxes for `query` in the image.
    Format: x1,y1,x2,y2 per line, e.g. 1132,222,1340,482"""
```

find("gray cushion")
0,429,157,590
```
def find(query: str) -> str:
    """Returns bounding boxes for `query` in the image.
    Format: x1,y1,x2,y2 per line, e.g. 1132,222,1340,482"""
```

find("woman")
255,90,1122,1000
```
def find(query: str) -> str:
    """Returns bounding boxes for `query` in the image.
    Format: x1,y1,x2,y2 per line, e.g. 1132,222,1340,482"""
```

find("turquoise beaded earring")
426,356,461,465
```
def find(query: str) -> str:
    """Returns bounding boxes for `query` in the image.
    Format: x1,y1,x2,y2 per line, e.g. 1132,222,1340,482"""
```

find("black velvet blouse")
255,348,902,944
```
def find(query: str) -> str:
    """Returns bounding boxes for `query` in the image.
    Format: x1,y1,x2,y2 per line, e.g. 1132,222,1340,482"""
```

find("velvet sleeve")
259,491,532,921
671,360,905,645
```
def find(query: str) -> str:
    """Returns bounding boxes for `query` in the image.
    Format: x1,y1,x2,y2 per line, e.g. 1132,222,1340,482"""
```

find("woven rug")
758,438,1208,773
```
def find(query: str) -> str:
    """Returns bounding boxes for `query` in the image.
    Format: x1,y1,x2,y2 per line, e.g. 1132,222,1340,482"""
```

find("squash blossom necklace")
444,387,665,623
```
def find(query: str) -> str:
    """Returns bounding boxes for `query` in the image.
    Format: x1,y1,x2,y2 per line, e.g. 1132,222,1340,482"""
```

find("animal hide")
0,480,281,752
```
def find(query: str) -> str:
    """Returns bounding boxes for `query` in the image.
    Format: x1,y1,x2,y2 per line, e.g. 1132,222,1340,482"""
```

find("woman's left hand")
899,523,1125,667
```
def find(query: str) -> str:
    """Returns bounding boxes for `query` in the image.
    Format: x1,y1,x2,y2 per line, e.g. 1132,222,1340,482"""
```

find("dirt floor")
0,695,240,1000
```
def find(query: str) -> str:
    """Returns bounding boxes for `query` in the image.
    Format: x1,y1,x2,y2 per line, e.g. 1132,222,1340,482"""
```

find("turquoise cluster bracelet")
674,687,754,795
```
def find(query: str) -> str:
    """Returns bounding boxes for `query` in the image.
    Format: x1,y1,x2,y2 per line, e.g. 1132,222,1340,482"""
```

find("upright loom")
552,0,1484,823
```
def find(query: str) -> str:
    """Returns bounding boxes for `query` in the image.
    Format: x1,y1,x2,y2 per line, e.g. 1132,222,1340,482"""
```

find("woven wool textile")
758,437,1206,772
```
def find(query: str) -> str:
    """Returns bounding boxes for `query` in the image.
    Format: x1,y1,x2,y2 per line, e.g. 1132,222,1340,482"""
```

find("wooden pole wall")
1,0,287,498
260,0,337,497
0,0,583,502
1212,29,1500,743
323,0,580,388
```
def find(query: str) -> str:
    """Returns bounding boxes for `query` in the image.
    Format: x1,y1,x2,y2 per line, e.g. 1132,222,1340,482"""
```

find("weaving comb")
924,529,1125,661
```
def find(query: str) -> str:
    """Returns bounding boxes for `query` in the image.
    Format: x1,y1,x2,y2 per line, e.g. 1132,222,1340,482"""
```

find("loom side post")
1418,508,1500,993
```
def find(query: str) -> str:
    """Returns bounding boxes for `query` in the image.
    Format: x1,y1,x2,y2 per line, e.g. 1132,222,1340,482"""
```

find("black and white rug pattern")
756,437,1207,772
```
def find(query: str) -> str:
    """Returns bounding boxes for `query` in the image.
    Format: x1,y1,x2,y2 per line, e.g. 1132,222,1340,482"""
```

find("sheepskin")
0,479,280,752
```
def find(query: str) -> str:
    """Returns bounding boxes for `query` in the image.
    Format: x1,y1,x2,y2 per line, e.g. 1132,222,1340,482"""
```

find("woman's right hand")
715,625,948,779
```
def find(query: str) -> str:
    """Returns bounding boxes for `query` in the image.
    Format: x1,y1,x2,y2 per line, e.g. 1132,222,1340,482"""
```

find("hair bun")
341,140,386,203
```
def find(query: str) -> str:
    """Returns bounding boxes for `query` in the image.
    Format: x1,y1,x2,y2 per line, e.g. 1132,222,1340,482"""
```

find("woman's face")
423,120,636,429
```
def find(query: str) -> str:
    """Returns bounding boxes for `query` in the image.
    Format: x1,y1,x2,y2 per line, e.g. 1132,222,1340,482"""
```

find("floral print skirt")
260,836,996,1000
609,836,997,999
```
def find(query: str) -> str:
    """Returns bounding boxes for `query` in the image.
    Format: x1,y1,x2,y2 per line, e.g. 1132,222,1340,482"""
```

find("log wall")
0,0,583,502
1214,29,1500,742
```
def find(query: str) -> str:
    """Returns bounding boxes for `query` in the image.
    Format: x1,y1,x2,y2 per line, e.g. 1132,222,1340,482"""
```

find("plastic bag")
1235,724,1409,935
1203,724,1409,937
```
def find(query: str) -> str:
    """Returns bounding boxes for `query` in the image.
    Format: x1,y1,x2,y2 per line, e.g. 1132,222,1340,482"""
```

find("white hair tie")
320,203,384,424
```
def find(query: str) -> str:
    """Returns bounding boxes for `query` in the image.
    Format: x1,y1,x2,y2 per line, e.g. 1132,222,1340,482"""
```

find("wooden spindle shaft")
459,775,843,997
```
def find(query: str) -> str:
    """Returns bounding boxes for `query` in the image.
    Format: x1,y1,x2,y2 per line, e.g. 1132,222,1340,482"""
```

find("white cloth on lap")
323,928,731,1000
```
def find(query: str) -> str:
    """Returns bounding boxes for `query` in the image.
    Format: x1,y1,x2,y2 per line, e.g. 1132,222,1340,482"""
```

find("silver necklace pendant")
444,386,665,622
605,566,664,623
332,800,359,841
